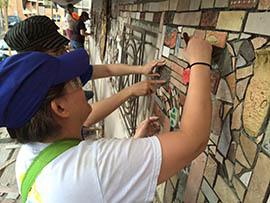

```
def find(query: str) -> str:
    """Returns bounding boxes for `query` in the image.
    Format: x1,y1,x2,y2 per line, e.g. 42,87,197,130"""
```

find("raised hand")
127,80,165,97
141,59,166,77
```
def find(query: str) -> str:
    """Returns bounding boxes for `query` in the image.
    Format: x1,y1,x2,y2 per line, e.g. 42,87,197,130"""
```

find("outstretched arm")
91,60,165,79
83,80,165,127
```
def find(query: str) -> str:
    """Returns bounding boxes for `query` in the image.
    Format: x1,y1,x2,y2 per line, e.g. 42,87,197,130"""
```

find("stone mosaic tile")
245,12,270,36
176,170,189,202
197,191,205,202
153,12,162,23
216,79,233,103
258,0,270,9
226,42,236,56
240,135,257,166
226,72,236,99
217,116,232,157
240,171,252,187
184,153,207,203
204,155,217,186
176,0,190,11
256,133,264,144
235,162,244,175
216,11,246,32
156,183,166,203
170,77,187,93
201,179,219,203
222,103,233,120
262,121,270,155
225,159,234,181
244,153,270,202
164,180,174,203
236,77,250,101
228,141,237,162
215,0,229,7
211,98,222,135
170,174,178,189
164,26,178,48
169,0,179,11
236,144,250,168
215,150,224,163
189,0,201,10
251,37,268,50
201,0,215,8
162,46,170,57
206,31,227,48
236,65,253,80
164,11,175,24
200,10,219,27
232,177,246,201
215,176,239,203
145,12,154,21
230,0,258,8
173,12,202,26
236,54,248,68
239,40,255,64
210,133,219,145
232,102,243,130
243,50,270,137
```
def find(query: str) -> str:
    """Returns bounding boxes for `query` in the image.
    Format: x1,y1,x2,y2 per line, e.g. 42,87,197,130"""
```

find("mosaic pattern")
107,1,270,202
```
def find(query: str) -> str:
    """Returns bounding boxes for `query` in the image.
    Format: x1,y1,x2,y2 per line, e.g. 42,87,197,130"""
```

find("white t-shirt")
16,136,162,203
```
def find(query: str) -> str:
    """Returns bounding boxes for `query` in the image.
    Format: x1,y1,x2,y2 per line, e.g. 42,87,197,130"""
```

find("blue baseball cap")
0,49,92,128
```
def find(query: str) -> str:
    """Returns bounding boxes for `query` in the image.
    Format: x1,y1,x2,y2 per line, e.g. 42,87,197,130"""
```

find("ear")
50,98,70,118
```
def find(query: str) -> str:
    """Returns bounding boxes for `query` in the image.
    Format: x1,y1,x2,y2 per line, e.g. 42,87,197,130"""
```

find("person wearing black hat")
0,37,212,202
70,11,91,49
4,15,166,129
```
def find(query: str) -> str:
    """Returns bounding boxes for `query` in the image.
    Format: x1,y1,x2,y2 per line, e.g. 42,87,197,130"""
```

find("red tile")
164,26,178,48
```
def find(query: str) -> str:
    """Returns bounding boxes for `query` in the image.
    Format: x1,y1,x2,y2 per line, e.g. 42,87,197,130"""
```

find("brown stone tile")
211,98,222,135
164,11,174,24
206,31,228,48
232,177,246,201
184,153,207,203
178,91,186,106
251,37,268,50
216,78,233,103
243,50,270,137
244,153,270,203
210,71,221,95
153,12,162,23
204,155,218,186
176,0,190,11
232,102,243,130
230,0,258,8
258,0,270,9
236,144,250,168
236,65,253,80
217,11,246,32
215,0,229,7
189,0,201,10
226,72,236,99
201,0,215,8
200,10,219,27
240,135,257,166
236,77,250,101
225,159,234,181
201,179,219,203
217,116,232,157
173,12,202,26
222,103,233,120
169,0,179,10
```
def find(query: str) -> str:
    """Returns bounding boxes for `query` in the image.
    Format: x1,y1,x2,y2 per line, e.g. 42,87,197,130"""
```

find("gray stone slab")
245,12,270,36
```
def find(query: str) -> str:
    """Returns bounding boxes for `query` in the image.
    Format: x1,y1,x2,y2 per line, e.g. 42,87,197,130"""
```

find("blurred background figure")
64,4,76,40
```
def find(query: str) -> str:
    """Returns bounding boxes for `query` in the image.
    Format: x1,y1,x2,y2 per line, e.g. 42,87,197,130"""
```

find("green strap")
21,139,80,203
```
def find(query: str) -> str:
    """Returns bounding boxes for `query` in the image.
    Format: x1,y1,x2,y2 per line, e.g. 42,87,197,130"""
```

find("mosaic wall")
100,0,270,202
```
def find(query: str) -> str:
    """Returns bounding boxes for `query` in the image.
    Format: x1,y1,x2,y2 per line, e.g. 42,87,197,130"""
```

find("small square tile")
258,0,270,9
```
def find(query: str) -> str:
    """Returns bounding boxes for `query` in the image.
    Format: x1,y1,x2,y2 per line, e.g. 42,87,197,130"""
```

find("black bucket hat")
4,15,69,52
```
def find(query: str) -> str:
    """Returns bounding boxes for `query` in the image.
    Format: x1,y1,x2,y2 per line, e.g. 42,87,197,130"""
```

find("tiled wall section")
105,0,270,202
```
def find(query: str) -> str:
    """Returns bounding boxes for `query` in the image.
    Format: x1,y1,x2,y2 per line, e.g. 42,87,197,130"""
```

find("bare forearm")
83,88,133,126
92,64,142,79
180,66,212,147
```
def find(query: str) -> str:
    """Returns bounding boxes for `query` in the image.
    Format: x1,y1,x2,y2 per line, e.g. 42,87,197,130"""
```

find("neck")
44,127,82,143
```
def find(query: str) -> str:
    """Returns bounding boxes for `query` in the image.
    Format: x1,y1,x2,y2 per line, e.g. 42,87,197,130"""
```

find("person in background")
4,15,165,129
64,4,77,40
70,11,91,49
0,37,212,202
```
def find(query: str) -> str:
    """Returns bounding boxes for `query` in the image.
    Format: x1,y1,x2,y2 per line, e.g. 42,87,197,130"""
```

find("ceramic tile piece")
173,12,202,26
162,46,170,57
217,116,232,157
211,98,222,135
153,12,162,23
252,37,268,50
206,31,227,48
256,133,264,144
228,33,240,41
236,77,250,101
235,162,244,175
232,102,243,130
197,191,205,203
226,72,236,99
210,133,219,145
262,121,270,155
164,26,178,48
245,12,270,36
230,0,258,8
240,33,252,39
232,177,246,201
239,40,255,64
240,171,252,187
243,50,270,137
201,0,215,8
216,79,233,103
226,42,236,56
176,0,190,11
210,71,221,95
258,0,270,9
145,12,154,21
236,65,253,80
222,104,232,120
200,10,219,27
236,54,248,68
169,0,179,10
244,153,270,203
215,150,224,163
228,141,238,162
189,0,201,10
236,144,250,168
215,0,229,7
201,179,219,203
217,11,246,32
164,11,175,24
164,181,174,203
184,153,207,203
240,135,257,166
204,155,218,186
225,159,234,181
215,176,239,203
170,174,178,189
